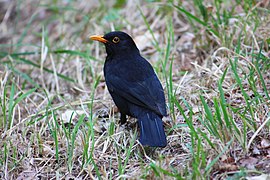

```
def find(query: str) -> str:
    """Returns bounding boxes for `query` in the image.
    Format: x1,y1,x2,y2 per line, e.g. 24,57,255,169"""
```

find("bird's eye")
112,37,120,43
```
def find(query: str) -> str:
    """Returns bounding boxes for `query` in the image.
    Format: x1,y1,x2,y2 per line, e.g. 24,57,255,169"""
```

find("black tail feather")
138,112,167,147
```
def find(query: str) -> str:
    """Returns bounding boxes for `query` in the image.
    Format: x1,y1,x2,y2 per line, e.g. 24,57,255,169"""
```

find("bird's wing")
106,74,167,116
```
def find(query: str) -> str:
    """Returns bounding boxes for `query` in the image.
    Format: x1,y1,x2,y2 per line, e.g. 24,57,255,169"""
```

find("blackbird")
90,31,167,147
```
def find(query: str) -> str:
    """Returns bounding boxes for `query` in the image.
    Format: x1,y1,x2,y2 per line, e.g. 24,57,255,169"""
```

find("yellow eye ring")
112,37,120,43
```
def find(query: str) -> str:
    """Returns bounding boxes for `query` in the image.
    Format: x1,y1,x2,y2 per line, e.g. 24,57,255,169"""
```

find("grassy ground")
1,0,270,179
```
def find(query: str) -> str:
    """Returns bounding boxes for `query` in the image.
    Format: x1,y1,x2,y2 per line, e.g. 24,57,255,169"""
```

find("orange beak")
89,35,108,43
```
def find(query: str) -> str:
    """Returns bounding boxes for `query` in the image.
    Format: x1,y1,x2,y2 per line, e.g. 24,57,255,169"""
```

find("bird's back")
104,54,167,117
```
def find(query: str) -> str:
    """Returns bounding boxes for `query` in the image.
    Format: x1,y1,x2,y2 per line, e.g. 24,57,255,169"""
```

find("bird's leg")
120,113,127,125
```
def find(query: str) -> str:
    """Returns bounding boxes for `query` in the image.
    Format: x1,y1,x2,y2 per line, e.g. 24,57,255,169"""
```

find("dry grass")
1,0,270,179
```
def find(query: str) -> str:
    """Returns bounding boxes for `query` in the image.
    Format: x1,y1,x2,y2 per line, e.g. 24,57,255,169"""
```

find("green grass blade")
137,6,160,51
7,83,15,129
172,3,219,36
205,138,234,174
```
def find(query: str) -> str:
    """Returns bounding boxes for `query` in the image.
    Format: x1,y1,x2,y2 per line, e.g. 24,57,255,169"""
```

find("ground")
0,0,270,179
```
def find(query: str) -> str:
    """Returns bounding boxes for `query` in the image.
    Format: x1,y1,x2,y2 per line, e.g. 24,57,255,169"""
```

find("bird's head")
90,31,139,57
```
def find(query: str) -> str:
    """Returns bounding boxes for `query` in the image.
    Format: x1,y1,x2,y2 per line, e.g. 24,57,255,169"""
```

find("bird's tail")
138,112,167,147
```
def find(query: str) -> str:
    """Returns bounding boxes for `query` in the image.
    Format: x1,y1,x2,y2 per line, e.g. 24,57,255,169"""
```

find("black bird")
90,31,167,147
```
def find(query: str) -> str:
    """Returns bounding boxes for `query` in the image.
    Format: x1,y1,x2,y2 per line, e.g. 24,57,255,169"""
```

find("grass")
0,0,270,179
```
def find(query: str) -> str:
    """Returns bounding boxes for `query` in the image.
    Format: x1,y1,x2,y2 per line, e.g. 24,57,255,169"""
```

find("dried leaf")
61,110,84,123
239,157,258,170
253,146,260,155
261,138,270,148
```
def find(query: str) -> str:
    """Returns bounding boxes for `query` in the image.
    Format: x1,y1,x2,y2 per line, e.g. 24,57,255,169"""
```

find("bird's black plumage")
90,31,167,147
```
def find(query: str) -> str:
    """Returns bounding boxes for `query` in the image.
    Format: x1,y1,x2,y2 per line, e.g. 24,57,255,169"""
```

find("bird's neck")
106,48,140,60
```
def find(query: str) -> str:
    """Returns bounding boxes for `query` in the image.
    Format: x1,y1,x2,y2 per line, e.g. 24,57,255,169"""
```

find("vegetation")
0,0,269,179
